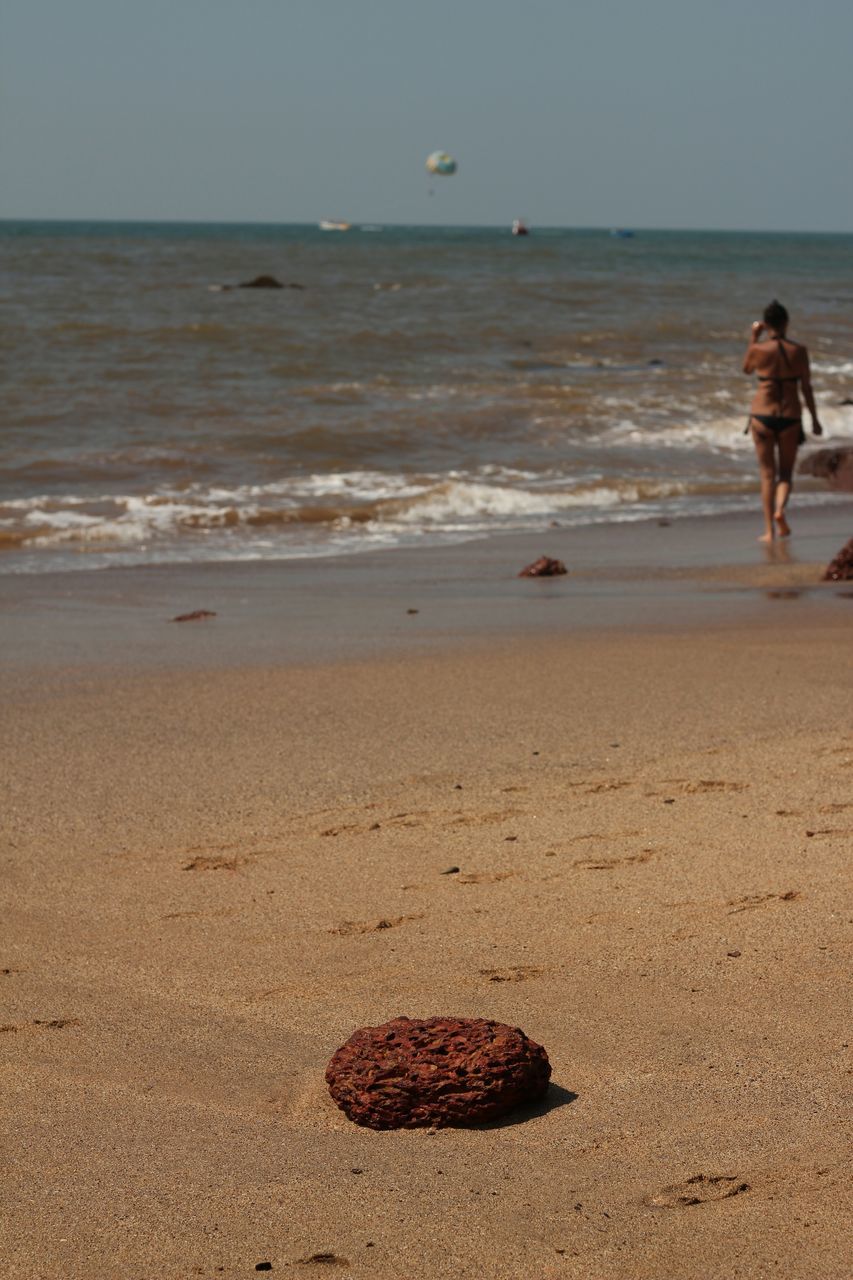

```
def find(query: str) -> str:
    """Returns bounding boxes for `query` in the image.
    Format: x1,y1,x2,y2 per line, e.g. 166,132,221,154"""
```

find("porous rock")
325,1015,551,1129
519,555,567,578
823,536,853,581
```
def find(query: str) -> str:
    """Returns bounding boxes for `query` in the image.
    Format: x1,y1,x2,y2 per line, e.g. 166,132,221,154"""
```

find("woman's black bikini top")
758,337,800,409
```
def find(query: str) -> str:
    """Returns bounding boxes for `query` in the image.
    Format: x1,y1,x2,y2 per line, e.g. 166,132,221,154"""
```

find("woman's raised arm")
743,320,764,374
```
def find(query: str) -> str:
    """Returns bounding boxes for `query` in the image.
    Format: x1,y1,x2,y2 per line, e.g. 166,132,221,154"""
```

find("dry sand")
2,511,852,1278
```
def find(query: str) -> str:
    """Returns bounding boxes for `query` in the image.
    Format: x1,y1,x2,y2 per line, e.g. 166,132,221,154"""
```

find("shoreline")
1,502,850,674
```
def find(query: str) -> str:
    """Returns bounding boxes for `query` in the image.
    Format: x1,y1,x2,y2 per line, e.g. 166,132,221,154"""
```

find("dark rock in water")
239,274,284,288
172,609,216,622
647,358,665,366
798,446,853,493
839,397,853,406
519,556,568,577
216,275,305,290
325,1015,551,1130
823,537,853,582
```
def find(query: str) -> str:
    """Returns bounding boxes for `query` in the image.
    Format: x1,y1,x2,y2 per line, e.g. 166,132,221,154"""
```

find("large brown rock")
325,1015,551,1129
823,537,853,582
798,446,853,493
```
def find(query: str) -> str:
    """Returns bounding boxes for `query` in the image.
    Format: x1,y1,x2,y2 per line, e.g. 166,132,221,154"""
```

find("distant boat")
610,228,635,239
319,220,351,232
512,219,530,236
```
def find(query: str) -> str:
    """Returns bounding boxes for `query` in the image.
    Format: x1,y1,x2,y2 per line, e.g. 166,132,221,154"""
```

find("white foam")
382,478,691,527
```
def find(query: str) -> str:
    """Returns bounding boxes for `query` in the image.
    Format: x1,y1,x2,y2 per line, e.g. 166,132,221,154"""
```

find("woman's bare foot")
758,531,774,543
774,511,791,538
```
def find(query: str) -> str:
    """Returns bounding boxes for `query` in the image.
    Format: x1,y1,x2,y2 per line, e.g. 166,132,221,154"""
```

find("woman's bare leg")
773,425,799,537
752,422,777,541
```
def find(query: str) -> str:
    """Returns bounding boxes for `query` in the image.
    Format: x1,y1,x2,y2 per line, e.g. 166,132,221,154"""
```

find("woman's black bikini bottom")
747,415,805,444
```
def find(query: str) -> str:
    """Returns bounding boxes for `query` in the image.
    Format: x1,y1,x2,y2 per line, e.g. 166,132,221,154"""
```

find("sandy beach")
2,509,852,1279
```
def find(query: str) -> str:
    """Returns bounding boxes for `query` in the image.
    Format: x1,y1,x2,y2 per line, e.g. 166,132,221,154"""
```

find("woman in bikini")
743,299,822,541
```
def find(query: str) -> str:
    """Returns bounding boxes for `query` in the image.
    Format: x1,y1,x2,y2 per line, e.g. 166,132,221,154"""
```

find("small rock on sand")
519,556,567,578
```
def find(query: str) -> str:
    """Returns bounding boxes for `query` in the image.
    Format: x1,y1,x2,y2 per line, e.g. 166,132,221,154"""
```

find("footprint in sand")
320,811,428,837
815,744,853,768
320,807,524,837
573,849,657,871
726,891,800,914
664,780,748,795
479,965,544,983
162,907,239,920
448,808,524,827
298,1253,349,1267
329,914,423,936
779,803,853,817
182,855,239,871
456,870,517,885
647,1174,750,1208
0,1017,80,1034
565,831,642,844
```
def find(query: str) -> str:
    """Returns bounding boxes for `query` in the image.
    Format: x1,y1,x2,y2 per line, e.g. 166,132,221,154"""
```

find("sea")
1,221,852,575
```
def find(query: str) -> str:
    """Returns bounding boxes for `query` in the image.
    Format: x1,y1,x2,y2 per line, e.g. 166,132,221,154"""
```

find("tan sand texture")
2,617,852,1278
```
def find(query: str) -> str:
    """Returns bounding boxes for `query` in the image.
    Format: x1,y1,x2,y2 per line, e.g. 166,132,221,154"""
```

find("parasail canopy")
426,150,458,176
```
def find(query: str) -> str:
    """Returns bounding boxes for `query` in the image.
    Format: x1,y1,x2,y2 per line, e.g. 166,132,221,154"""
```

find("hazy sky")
2,0,851,230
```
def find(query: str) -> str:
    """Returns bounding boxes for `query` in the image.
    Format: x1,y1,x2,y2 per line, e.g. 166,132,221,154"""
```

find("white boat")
512,219,529,236
319,220,351,232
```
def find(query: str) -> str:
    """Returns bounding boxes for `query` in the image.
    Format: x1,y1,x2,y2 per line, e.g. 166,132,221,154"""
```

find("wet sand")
2,509,852,1279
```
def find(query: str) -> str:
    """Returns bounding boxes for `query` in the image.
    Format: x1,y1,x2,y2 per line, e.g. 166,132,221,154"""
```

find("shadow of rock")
476,1082,578,1129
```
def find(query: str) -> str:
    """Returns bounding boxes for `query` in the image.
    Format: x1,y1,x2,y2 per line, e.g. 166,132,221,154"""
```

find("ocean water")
1,221,852,574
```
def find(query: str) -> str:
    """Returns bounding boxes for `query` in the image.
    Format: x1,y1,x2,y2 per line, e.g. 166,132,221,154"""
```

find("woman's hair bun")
763,299,789,328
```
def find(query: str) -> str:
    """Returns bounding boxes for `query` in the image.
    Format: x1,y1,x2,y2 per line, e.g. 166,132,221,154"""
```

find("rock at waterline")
519,556,568,577
823,537,853,582
798,446,853,494
211,275,305,291
326,1015,551,1129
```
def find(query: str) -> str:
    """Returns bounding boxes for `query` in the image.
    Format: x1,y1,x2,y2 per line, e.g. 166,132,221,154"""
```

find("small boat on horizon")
319,220,351,232
512,219,529,236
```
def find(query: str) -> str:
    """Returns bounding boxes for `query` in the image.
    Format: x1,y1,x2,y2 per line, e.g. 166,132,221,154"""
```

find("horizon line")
1,216,852,237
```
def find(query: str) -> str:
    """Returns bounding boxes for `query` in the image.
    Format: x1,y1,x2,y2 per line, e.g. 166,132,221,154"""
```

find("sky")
1,0,851,231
